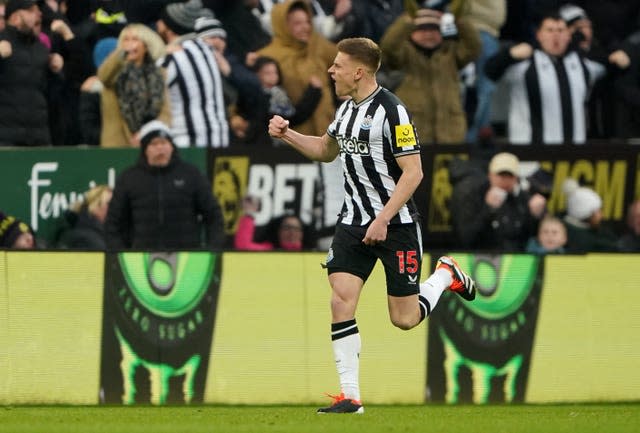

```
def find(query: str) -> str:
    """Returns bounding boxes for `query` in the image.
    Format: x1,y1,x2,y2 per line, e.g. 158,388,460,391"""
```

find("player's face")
328,52,359,98
287,9,312,43
538,220,567,251
145,137,174,167
536,18,570,57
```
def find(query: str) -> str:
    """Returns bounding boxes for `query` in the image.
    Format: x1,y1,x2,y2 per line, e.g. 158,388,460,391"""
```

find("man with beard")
0,0,63,146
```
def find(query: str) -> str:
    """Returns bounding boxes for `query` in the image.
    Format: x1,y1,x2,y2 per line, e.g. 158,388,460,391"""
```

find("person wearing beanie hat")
195,16,226,40
561,178,617,252
0,212,35,249
4,0,37,21
159,0,212,37
450,151,546,251
379,7,480,144
139,119,173,149
155,1,229,148
105,118,224,250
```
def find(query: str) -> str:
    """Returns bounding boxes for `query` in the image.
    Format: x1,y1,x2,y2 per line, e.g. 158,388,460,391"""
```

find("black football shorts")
325,222,423,297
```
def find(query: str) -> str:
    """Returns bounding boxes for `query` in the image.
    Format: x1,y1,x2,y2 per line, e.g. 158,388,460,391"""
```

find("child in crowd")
526,215,567,254
252,56,322,144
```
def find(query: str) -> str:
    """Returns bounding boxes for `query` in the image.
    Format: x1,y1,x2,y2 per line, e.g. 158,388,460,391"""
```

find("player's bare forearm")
268,115,339,162
377,153,423,224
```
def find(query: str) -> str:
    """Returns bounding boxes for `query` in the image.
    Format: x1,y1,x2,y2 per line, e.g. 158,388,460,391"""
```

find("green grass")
1,404,639,433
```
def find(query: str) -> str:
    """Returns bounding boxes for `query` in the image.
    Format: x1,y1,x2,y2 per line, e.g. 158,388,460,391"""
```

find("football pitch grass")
2,403,639,433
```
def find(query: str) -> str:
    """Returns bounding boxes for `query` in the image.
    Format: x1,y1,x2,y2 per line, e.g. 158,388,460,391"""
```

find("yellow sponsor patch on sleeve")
394,124,417,147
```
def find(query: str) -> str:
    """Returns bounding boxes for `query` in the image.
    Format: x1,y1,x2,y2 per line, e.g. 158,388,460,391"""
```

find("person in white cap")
105,120,224,249
451,152,547,251
562,178,617,252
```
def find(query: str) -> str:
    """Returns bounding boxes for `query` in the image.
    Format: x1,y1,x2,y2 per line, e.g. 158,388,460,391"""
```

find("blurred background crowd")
1,0,639,254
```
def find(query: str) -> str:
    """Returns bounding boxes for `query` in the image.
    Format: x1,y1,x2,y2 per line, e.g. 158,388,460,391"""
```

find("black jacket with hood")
105,147,224,250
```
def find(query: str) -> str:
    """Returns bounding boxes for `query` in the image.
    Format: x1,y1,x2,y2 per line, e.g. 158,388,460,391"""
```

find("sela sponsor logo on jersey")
338,136,371,155
394,124,417,148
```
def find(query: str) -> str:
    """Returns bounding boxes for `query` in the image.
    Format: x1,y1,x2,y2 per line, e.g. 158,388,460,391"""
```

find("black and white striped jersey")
160,39,229,148
327,86,421,227
503,50,605,144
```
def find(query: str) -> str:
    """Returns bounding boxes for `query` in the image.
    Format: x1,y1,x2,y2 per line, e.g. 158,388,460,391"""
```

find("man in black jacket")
105,120,224,250
450,152,546,252
0,0,63,146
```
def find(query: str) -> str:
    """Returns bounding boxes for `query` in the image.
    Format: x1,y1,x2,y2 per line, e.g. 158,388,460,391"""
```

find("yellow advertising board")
1,252,639,405
206,252,428,404
527,254,640,402
0,252,104,404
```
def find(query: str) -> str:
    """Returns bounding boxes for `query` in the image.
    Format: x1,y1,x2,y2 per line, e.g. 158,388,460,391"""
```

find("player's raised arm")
268,115,339,163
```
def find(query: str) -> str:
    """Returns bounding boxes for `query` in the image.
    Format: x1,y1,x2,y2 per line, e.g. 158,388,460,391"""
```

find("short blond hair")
336,37,381,73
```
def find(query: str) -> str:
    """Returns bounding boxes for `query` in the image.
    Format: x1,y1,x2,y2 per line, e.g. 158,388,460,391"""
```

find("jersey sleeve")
327,100,350,138
384,104,420,156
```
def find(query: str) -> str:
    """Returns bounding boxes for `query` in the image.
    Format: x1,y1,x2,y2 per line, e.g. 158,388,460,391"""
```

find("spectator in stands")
0,0,64,146
0,211,35,249
98,23,170,147
77,37,117,145
525,214,567,254
380,5,480,144
613,43,640,139
255,0,355,43
37,1,93,146
450,152,546,251
350,0,405,43
464,0,506,144
617,200,640,252
56,184,112,249
234,196,316,250
561,178,617,252
485,11,606,145
105,120,224,250
205,0,271,64
576,0,640,54
559,3,630,139
0,1,6,32
237,55,321,146
156,0,230,148
194,16,268,146
255,0,336,137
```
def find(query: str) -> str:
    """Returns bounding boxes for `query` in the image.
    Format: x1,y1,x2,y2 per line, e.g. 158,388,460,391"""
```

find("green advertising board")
0,147,207,246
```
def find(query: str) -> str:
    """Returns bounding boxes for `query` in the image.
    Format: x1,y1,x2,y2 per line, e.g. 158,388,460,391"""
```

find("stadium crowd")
1,0,640,252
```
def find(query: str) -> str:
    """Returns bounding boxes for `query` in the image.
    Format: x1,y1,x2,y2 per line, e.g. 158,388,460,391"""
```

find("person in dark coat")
617,200,640,252
105,120,224,250
450,152,546,252
56,185,113,249
0,0,63,146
